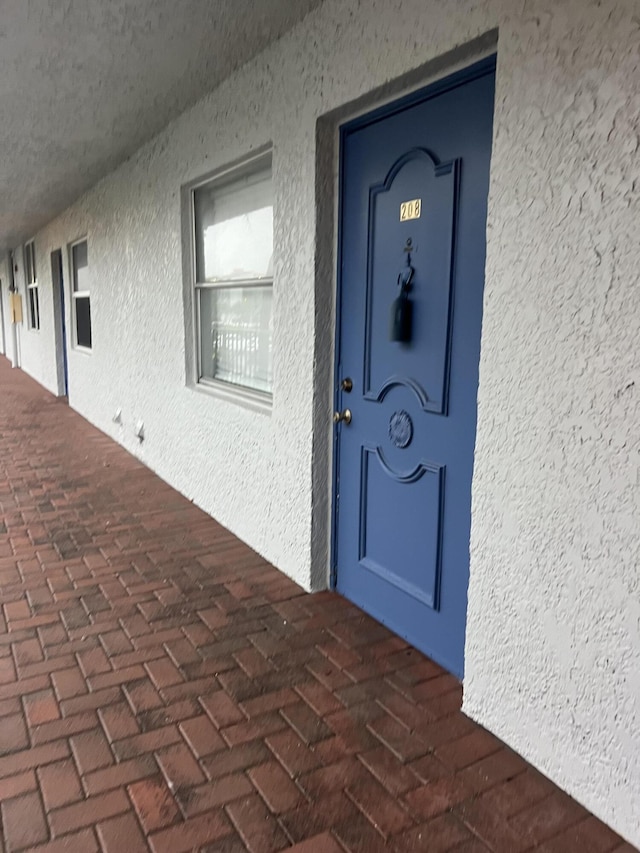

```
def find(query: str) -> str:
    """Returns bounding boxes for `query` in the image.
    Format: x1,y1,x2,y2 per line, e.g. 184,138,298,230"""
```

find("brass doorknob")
333,408,352,425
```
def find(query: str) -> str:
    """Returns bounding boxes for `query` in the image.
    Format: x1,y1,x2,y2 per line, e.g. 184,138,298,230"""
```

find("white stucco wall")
465,1,640,845
15,0,640,844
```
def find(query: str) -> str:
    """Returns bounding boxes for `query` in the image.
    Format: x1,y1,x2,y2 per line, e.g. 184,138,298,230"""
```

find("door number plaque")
400,198,421,221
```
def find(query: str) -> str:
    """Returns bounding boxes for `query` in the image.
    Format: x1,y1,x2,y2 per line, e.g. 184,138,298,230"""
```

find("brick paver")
0,356,631,852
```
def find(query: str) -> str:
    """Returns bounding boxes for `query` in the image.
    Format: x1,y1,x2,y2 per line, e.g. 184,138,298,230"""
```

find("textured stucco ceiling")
0,0,324,253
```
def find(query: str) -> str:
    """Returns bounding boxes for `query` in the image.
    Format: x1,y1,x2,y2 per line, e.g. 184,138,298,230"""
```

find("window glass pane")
72,241,89,292
27,287,40,329
25,244,33,285
28,288,37,328
75,296,92,348
199,286,272,393
194,166,273,283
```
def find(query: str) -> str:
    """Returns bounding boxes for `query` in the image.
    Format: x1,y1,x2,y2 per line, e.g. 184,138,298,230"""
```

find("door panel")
360,447,444,609
334,61,495,678
364,150,457,415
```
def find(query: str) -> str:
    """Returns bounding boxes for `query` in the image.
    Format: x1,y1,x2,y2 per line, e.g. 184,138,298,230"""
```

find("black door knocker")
389,240,414,343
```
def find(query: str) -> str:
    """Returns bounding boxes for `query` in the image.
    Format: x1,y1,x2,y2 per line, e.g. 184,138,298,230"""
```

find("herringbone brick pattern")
0,357,632,852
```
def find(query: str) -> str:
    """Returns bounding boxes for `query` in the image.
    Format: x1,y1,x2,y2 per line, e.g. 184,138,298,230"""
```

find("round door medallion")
389,410,413,449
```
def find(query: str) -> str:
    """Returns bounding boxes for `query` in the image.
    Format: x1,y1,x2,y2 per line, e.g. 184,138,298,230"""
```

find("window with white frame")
24,241,39,330
70,239,91,349
192,151,273,396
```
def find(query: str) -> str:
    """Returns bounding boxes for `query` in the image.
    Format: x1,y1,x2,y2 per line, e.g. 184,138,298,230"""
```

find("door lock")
333,408,352,425
340,377,353,393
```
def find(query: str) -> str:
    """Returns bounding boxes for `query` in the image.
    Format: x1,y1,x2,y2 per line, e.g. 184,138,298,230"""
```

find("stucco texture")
0,0,324,250
11,0,640,845
466,0,640,845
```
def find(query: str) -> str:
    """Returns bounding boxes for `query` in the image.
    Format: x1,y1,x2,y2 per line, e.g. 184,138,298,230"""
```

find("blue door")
334,60,495,678
51,249,69,397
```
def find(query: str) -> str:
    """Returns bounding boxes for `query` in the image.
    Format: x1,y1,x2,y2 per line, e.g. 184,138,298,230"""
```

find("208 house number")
400,198,421,221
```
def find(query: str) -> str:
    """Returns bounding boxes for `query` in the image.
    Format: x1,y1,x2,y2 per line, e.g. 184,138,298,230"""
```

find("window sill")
73,345,92,356
190,378,272,415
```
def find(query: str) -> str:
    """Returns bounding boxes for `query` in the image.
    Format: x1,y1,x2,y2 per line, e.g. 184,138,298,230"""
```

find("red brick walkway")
0,357,631,853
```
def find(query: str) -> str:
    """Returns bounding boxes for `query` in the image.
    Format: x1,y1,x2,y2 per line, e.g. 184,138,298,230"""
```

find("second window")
71,239,91,350
24,240,39,330
192,151,273,396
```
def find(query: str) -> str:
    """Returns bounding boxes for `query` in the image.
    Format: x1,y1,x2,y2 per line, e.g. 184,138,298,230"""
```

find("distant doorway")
51,249,68,397
0,279,5,355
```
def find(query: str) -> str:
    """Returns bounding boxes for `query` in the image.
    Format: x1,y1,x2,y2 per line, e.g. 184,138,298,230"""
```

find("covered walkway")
0,358,630,852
